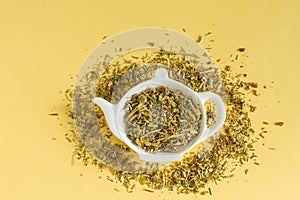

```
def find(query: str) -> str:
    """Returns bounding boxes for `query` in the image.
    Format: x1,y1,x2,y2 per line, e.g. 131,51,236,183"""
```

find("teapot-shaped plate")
93,68,226,162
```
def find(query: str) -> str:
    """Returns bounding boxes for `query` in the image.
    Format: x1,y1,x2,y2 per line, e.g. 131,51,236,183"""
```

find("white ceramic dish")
93,68,226,162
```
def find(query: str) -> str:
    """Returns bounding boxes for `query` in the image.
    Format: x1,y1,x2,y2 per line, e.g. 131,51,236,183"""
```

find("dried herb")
205,32,212,36
249,82,258,88
252,90,260,96
208,187,212,195
225,65,232,71
147,42,155,47
237,48,245,52
259,133,265,138
143,188,154,193
124,86,202,152
249,105,257,112
274,122,284,126
195,35,203,43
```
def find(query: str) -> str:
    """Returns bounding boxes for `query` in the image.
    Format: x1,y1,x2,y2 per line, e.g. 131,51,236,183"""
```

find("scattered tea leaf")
49,113,58,116
237,48,245,52
249,82,258,88
205,32,212,36
274,122,284,126
124,86,202,153
147,42,155,47
225,65,232,71
143,188,154,193
195,35,203,43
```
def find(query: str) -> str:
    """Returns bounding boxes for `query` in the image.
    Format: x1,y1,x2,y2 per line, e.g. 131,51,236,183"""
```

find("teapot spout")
92,97,120,139
92,97,114,112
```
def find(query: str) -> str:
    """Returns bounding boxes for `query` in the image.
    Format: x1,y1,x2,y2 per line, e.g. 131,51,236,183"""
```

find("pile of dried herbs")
124,86,202,153
55,34,276,195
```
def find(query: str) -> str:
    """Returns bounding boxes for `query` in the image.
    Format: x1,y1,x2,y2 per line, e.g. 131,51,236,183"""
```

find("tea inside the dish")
124,86,202,153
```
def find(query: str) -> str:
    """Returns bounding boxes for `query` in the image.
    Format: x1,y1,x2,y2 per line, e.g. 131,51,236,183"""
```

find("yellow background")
1,0,299,199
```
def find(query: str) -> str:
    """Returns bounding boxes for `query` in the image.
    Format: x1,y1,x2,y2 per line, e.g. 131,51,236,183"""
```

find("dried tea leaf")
237,48,245,52
49,113,58,116
196,35,203,43
249,82,258,88
124,86,202,153
274,122,284,126
143,188,154,193
205,32,212,36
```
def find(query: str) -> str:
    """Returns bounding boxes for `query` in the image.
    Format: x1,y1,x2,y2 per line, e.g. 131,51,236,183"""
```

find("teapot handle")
197,92,226,140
